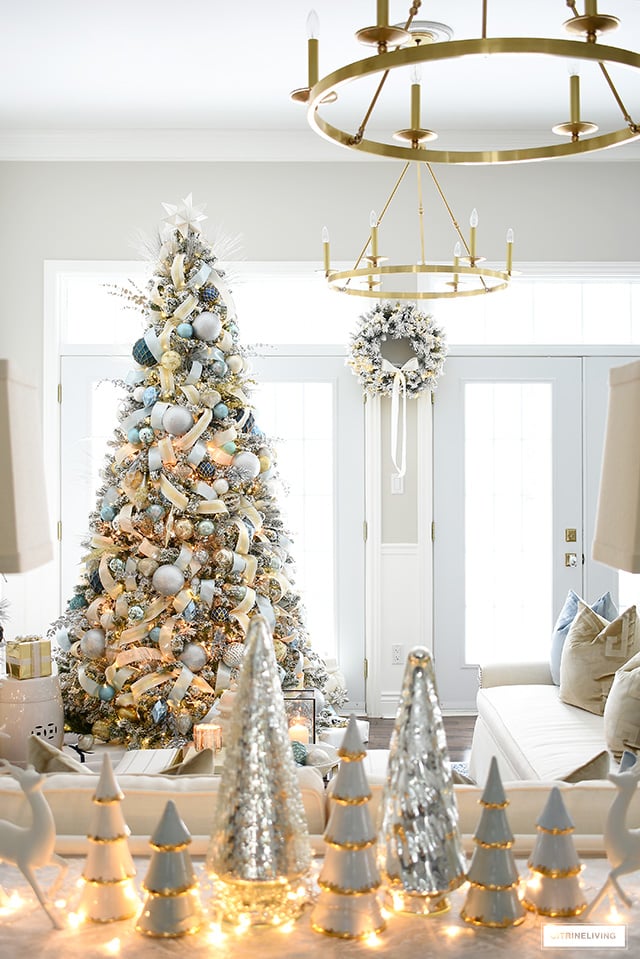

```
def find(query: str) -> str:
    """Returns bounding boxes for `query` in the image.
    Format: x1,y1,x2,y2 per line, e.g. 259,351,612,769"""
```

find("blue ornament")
127,427,141,445
149,626,161,643
182,600,197,622
128,605,144,622
146,503,165,520
100,505,116,523
99,684,116,702
222,441,236,454
68,593,88,611
88,569,102,593
132,337,156,367
143,386,159,406
211,360,228,378
139,426,154,444
56,628,71,650
176,322,194,338
197,460,215,479
151,699,168,723
200,284,219,303
213,402,229,420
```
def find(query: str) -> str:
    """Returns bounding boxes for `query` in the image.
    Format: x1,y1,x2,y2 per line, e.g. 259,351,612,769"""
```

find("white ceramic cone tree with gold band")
311,715,386,940
522,787,587,918
77,754,140,923
461,756,526,928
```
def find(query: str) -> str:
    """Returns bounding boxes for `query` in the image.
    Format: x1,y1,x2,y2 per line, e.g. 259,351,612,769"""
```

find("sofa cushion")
604,650,640,760
550,589,617,685
559,600,638,714
472,684,609,783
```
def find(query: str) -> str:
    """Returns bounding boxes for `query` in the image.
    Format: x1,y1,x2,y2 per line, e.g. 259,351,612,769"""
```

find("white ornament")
232,451,261,479
213,478,229,495
162,405,194,436
222,642,245,668
217,330,233,352
152,564,185,596
179,643,208,673
81,628,107,659
226,355,243,374
133,386,145,403
161,193,207,239
192,311,222,342
202,389,222,408
0,759,69,928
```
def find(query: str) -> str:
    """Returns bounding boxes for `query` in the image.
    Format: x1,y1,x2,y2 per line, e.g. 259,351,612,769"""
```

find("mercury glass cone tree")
461,756,526,928
522,786,587,918
78,754,140,922
311,714,386,940
206,615,311,926
51,194,345,748
378,646,466,916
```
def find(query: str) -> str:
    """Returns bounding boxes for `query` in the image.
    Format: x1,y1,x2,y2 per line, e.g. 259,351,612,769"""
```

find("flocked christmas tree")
522,786,587,918
378,646,466,916
52,194,345,747
460,756,525,928
77,754,140,922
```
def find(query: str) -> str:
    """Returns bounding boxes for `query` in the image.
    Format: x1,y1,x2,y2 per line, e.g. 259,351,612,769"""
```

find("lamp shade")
593,359,640,573
0,359,52,573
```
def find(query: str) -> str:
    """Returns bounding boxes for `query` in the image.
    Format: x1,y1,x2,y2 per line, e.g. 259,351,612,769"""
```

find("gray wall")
1,158,639,384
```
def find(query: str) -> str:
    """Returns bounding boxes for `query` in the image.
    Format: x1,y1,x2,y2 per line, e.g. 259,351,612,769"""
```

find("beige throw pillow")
559,600,639,715
604,650,640,760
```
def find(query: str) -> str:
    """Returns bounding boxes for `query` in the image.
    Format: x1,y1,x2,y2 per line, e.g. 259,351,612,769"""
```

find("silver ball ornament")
222,642,245,668
152,564,185,596
162,405,194,436
179,643,208,672
232,450,261,479
192,311,222,342
80,628,107,659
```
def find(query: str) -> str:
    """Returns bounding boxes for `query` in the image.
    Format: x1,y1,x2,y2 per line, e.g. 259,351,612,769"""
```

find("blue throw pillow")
550,589,618,685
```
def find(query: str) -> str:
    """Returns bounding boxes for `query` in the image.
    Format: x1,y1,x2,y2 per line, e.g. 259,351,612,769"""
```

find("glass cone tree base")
209,875,307,926
384,886,451,917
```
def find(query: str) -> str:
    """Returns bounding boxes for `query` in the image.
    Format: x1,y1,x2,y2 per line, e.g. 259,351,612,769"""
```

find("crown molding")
2,128,640,163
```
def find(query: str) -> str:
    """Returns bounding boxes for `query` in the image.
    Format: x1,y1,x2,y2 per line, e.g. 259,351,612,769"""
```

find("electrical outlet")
391,644,404,665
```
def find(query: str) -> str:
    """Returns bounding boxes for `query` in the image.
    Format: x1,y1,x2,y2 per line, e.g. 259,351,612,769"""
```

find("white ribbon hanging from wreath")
381,356,420,479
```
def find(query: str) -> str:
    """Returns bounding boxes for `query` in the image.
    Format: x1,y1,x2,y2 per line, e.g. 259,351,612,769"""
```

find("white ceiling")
3,0,640,160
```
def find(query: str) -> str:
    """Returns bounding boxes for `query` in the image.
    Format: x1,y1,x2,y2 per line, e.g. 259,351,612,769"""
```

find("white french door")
433,356,584,711
59,351,366,710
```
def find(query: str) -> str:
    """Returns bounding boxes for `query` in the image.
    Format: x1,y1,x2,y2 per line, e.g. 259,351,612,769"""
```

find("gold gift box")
6,635,52,680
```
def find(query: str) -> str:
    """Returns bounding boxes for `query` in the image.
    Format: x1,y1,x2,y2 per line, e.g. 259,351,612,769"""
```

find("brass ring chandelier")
295,0,640,165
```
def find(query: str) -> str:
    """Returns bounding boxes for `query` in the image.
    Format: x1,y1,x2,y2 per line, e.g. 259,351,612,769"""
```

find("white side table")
0,668,64,763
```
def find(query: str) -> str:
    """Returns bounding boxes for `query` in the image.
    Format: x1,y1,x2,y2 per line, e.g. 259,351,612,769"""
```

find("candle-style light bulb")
307,10,320,87
469,209,478,260
369,210,379,260
569,70,581,125
322,225,330,273
506,228,514,274
410,66,421,130
453,241,461,285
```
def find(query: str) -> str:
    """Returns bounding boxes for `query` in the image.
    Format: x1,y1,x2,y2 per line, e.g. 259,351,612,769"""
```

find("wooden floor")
366,715,476,763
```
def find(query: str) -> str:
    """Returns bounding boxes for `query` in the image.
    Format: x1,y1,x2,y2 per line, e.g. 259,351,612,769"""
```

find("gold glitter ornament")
138,557,159,578
92,719,112,742
160,350,182,371
273,639,288,664
118,705,138,722
174,518,194,541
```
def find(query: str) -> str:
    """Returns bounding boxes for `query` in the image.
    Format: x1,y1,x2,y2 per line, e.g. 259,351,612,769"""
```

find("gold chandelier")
320,159,514,300
291,0,640,165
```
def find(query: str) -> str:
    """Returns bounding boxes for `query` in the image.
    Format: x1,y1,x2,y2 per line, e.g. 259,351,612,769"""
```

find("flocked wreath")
347,301,447,397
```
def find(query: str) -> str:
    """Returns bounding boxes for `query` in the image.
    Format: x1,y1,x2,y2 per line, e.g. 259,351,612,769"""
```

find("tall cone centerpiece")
522,787,587,918
77,753,140,922
461,756,526,928
206,615,311,925
136,799,202,937
378,646,466,916
311,715,386,940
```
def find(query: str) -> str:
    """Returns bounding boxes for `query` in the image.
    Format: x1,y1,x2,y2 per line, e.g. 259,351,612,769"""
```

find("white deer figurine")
585,750,640,917
0,758,68,929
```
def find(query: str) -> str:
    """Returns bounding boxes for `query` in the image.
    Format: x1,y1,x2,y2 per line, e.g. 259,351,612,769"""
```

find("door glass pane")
252,380,336,660
465,382,553,663
619,570,640,611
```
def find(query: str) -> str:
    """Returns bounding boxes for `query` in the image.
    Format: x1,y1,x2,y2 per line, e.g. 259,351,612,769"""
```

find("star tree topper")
161,193,207,239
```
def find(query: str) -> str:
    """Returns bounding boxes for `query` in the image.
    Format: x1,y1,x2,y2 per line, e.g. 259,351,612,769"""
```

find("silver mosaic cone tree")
378,646,466,916
206,615,311,925
461,756,526,928
522,787,587,918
